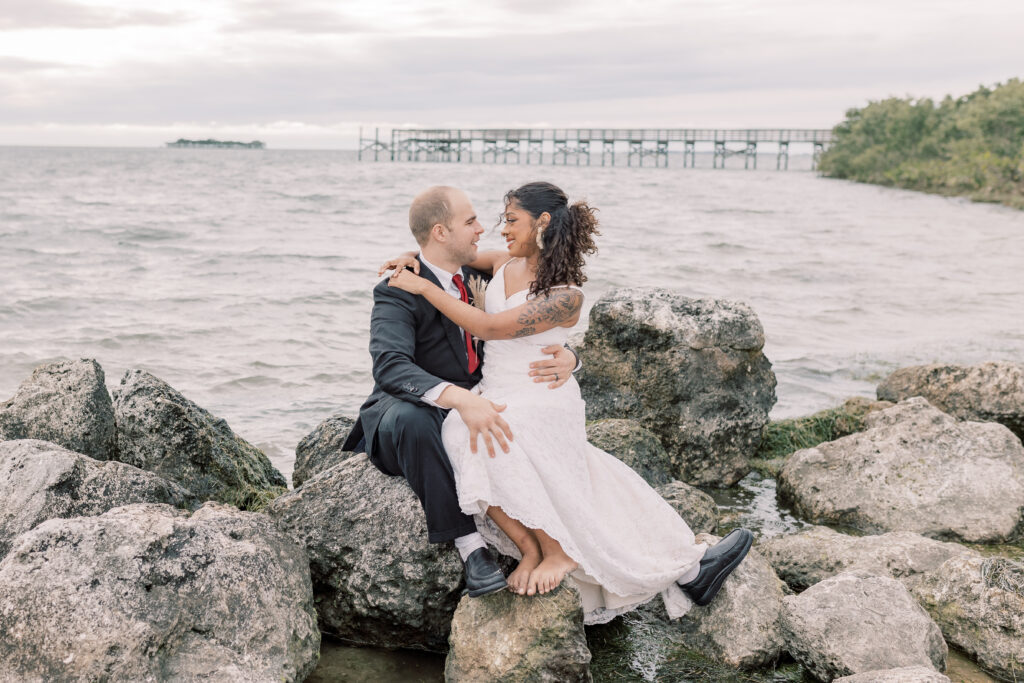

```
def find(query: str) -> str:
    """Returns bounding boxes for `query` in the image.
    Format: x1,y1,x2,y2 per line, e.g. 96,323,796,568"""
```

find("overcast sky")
2,0,1022,148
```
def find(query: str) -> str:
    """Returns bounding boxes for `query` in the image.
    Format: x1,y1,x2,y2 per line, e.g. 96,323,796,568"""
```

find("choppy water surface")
2,146,1023,483
2,146,1019,681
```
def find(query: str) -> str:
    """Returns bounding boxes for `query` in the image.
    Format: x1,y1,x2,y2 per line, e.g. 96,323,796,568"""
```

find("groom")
341,185,580,596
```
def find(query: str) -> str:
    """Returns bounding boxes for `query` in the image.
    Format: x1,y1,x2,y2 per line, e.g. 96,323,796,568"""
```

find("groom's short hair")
409,186,454,246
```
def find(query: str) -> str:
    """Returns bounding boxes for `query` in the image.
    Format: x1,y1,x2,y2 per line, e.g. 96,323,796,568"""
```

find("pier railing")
358,127,834,169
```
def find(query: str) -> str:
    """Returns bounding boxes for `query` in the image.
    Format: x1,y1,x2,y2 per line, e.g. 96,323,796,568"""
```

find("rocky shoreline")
1,287,1022,682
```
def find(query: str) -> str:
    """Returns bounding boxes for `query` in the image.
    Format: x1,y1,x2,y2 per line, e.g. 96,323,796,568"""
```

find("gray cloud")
2,4,1022,132
0,56,70,72
492,0,589,11
0,27,997,124
0,0,187,30
223,0,373,34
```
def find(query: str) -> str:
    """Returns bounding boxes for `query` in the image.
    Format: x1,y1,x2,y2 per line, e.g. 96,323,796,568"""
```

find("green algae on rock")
113,369,287,509
755,396,892,464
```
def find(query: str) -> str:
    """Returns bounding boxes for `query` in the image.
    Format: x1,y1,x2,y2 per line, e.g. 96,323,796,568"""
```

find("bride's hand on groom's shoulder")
387,268,428,295
378,251,420,277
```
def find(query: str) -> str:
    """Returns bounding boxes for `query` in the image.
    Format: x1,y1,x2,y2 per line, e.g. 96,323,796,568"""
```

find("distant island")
819,79,1024,210
165,139,265,149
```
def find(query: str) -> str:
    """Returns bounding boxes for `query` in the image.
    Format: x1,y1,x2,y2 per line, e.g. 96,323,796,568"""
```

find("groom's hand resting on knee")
438,386,513,458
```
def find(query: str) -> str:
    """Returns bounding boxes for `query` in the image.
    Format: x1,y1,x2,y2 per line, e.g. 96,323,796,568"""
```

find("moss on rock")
756,397,892,461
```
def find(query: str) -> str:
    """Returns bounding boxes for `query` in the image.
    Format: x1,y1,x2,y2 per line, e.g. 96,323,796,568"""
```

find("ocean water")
2,146,1022,483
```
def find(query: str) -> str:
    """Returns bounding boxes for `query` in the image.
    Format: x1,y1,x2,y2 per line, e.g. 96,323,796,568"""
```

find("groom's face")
442,190,484,265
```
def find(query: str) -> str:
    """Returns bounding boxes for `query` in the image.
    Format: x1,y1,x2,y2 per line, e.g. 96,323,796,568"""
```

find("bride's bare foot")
507,550,542,595
526,551,578,595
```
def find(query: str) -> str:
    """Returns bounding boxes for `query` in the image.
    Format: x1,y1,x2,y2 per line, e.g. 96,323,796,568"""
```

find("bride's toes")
508,570,528,595
505,569,521,593
535,556,577,593
532,569,548,593
508,554,540,596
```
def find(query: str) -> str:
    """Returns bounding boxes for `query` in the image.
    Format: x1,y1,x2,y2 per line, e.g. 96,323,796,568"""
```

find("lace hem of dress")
461,495,696,625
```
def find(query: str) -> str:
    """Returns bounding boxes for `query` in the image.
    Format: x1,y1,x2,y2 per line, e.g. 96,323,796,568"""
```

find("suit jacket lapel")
417,256,469,370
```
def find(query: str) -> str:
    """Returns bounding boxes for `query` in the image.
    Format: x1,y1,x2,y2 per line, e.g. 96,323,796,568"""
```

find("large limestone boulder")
674,532,786,669
878,362,1024,441
586,418,674,486
835,667,951,682
293,413,356,488
0,502,320,682
781,571,947,681
911,555,1024,681
445,580,592,682
577,288,776,487
778,397,1024,542
0,359,117,460
655,480,718,534
113,369,287,505
0,439,195,559
266,453,463,652
759,526,979,592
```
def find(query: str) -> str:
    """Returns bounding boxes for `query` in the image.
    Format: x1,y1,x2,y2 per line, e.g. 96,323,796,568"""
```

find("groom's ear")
431,223,448,243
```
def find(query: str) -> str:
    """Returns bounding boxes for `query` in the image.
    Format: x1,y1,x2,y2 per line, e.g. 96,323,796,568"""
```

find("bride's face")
500,200,545,258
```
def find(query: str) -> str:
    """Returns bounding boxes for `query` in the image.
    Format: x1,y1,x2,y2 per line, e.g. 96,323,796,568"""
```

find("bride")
386,181,752,624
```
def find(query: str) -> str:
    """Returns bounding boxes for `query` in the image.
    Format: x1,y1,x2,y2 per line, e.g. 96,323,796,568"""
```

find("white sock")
677,562,701,586
454,532,487,561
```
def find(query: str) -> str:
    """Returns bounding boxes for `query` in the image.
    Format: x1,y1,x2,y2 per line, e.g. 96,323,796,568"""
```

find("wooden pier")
358,127,833,169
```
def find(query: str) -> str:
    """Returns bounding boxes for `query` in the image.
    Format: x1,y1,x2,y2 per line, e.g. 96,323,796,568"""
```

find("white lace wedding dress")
441,262,708,625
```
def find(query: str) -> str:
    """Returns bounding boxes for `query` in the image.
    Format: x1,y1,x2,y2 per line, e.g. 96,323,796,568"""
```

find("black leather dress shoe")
677,528,754,606
462,547,508,597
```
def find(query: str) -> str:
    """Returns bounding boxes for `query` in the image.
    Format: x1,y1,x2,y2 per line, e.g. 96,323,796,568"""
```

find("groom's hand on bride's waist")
437,385,513,458
529,344,579,389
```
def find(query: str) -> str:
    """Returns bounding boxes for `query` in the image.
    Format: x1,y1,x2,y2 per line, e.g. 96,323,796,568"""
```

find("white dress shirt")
419,253,469,407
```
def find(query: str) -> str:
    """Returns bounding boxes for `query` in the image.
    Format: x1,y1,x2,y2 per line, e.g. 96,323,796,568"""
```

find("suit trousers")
369,399,478,543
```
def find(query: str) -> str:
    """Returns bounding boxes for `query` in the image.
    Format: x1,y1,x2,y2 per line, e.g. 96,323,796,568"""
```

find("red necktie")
451,274,480,373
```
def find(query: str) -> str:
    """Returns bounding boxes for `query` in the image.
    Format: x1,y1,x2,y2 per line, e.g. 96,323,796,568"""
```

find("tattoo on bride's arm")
514,290,583,329
512,326,537,338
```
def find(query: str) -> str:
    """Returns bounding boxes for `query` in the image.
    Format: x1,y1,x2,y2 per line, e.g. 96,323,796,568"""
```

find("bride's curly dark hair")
502,181,600,299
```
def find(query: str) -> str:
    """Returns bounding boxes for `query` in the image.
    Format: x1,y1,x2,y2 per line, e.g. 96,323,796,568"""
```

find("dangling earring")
535,224,547,249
